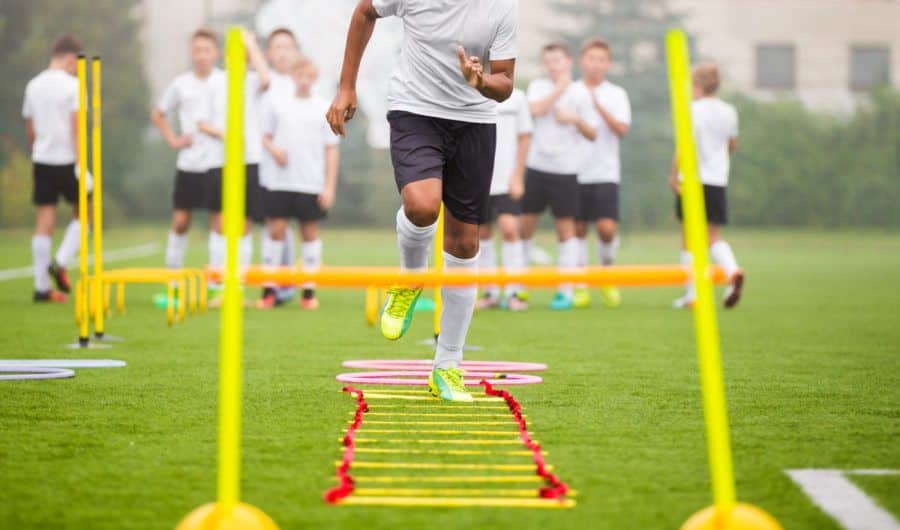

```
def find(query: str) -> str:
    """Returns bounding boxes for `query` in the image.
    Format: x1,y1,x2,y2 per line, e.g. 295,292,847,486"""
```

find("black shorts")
676,184,728,225
487,193,521,222
577,182,619,222
265,190,326,222
387,110,496,225
205,165,265,221
173,170,207,210
521,168,579,219
33,163,78,206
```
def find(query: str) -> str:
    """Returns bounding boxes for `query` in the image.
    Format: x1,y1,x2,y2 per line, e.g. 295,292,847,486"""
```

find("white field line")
786,469,900,530
0,243,160,282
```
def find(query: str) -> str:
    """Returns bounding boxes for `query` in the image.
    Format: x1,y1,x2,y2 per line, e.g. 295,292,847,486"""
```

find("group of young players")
23,0,743,401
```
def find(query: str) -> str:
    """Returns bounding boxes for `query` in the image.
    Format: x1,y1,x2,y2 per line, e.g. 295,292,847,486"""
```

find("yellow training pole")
666,29,781,530
176,27,277,530
91,56,106,339
433,205,444,339
76,55,90,347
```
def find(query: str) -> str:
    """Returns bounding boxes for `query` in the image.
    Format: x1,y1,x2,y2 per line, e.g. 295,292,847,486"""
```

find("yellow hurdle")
433,205,444,338
91,56,105,339
76,55,90,347
338,496,575,509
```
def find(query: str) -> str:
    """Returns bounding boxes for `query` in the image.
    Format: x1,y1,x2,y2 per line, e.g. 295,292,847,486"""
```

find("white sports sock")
501,240,525,298
54,220,81,267
576,237,589,267
208,231,226,274
283,225,296,266
478,238,499,299
434,251,478,370
710,240,740,278
396,207,437,271
557,238,579,298
262,238,284,288
32,235,52,292
598,236,619,266
301,239,323,290
522,239,533,266
239,233,253,267
165,231,188,269
681,250,696,299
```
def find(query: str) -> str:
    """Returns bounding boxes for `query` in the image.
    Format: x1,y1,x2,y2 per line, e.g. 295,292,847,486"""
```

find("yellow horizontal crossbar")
349,475,544,484
368,404,508,410
356,429,529,436
355,412,518,418
353,488,577,498
225,264,727,288
358,421,512,426
351,389,488,396
357,393,503,402
338,496,575,509
340,461,546,472
350,448,542,457
347,438,528,446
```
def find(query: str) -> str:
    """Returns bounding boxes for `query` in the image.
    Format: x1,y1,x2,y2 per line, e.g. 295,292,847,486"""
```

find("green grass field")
0,226,898,530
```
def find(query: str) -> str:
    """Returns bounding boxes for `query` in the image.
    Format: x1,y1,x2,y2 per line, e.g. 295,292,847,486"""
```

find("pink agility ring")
335,370,543,386
342,360,547,372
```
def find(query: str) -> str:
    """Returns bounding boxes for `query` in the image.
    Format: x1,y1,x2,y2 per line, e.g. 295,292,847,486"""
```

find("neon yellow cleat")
380,285,423,340
601,286,622,308
429,368,474,402
573,288,591,309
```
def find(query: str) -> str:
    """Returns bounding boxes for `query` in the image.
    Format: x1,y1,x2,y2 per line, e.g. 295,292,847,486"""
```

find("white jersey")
22,69,79,165
577,80,631,184
259,95,339,194
156,69,224,173
372,0,519,124
525,78,592,175
691,97,738,187
490,88,532,195
208,72,266,166
259,72,295,187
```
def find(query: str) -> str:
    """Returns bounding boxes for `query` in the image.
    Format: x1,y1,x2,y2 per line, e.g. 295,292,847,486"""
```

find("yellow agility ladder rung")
349,447,543,457
356,429,531,436
353,412,520,418
366,404,508,410
357,392,503,402
347,475,545,484
350,389,490,396
346,438,529,446
357,420,513,426
338,496,575,509
352,487,577,498
339,461,548,472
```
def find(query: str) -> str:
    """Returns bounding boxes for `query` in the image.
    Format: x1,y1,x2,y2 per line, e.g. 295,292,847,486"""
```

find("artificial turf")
0,226,897,530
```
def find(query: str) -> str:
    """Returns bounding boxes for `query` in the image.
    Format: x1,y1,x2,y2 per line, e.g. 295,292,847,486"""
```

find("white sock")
32,235,52,292
54,220,81,267
208,232,226,278
434,251,478,370
501,240,525,298
710,240,740,278
557,238,579,298
576,237,589,267
239,233,253,268
165,231,188,269
396,207,437,271
283,225,296,266
522,239,533,266
262,238,284,288
598,236,619,266
681,250,696,299
301,238,323,290
478,237,499,299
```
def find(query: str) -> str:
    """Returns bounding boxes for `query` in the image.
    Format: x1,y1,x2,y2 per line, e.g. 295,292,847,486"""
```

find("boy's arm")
529,79,570,117
728,137,738,154
509,133,531,200
555,107,597,141
592,95,630,138
320,145,340,210
150,109,192,150
70,111,80,162
327,0,380,136
457,48,515,103
197,122,224,140
668,153,680,194
263,133,288,167
243,29,271,90
25,119,35,148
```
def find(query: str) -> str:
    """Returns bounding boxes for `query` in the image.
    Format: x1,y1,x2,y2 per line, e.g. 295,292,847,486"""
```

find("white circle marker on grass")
0,366,75,381
63,342,112,350
336,370,542,386
0,359,126,369
342,360,547,372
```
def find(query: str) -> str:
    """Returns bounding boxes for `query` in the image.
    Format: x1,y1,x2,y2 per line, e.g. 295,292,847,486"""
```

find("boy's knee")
446,236,479,259
404,201,441,227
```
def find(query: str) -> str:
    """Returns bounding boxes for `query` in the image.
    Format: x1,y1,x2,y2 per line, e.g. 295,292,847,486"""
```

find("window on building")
850,46,891,91
756,44,796,90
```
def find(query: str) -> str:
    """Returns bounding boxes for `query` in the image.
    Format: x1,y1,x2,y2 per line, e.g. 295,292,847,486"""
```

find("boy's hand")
457,46,484,89
668,173,681,195
554,107,579,125
318,188,335,211
555,73,572,92
327,87,358,137
170,134,193,150
271,147,288,167
508,175,524,201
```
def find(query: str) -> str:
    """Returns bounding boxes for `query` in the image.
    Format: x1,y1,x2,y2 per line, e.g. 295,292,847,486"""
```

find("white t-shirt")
577,80,631,184
208,72,266,166
259,95,339,194
258,72,295,187
691,97,738,187
525,78,592,175
490,88,532,195
156,69,224,172
22,69,79,165
372,0,519,124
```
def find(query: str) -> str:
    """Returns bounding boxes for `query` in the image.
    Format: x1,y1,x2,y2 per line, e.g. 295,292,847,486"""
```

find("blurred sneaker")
256,287,279,310
477,293,501,310
600,286,622,308
672,294,695,309
381,286,423,340
34,290,67,303
301,292,319,311
723,270,745,309
516,289,530,302
505,294,528,312
429,368,474,402
549,292,574,311
48,262,71,293
573,288,591,308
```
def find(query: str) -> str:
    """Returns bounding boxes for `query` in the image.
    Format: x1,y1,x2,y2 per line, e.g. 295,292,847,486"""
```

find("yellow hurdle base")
176,502,278,530
681,504,783,530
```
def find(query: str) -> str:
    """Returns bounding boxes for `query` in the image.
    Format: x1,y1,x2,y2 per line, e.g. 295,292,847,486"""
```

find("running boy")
327,0,518,401
477,86,532,312
520,42,596,311
23,34,86,303
670,63,744,309
151,28,223,274
573,38,631,309
258,56,339,310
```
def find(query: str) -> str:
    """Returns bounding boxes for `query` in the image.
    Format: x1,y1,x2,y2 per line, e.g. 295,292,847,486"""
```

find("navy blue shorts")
577,182,619,222
676,184,728,225
387,111,496,225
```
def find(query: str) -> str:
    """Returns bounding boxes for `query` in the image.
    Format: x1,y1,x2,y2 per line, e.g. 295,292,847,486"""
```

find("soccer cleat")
600,286,622,308
34,290,67,303
301,295,319,311
428,368,474,402
48,262,71,293
476,293,501,310
256,288,279,310
516,290,530,302
573,288,591,309
723,270,745,309
549,292,574,311
672,294,695,309
505,294,528,312
380,286,423,340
